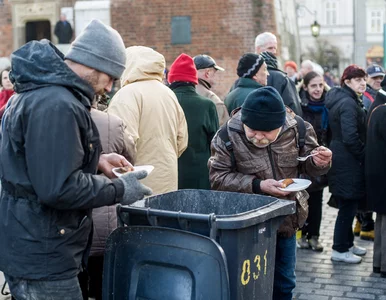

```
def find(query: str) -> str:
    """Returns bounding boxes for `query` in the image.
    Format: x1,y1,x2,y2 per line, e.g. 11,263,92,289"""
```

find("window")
325,1,337,25
171,16,191,45
369,10,383,33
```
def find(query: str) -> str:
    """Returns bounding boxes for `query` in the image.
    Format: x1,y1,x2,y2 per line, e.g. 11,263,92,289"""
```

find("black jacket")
54,20,73,43
325,85,366,200
366,103,386,213
0,40,124,280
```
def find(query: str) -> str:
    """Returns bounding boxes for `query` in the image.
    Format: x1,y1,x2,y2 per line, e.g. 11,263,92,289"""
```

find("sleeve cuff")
111,178,125,203
252,178,262,194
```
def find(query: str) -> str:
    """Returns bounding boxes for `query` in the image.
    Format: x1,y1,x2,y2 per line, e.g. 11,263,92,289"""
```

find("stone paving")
1,189,385,300
293,190,386,300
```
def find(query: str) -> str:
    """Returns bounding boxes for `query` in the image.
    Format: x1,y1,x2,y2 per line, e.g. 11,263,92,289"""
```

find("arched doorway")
25,20,51,43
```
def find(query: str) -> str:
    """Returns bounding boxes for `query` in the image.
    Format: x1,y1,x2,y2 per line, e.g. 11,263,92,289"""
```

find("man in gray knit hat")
0,20,151,300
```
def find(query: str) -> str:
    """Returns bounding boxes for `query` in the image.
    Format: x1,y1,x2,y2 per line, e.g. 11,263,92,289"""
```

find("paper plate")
112,165,154,177
278,178,312,192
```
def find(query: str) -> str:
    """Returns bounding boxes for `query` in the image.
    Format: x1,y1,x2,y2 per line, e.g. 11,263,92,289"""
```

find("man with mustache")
208,86,332,300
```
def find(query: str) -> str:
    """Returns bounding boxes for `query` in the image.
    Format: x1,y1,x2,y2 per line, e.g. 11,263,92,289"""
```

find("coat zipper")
267,145,277,180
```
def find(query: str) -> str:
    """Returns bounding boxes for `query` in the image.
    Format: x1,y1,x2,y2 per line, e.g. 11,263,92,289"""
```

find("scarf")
169,81,195,90
306,96,329,131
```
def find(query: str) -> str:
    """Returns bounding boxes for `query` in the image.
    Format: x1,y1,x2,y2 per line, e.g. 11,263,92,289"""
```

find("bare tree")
304,39,341,72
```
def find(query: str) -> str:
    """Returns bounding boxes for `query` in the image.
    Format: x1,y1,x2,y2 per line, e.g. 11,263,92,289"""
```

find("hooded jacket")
108,46,188,195
325,85,366,200
208,109,329,237
0,40,124,280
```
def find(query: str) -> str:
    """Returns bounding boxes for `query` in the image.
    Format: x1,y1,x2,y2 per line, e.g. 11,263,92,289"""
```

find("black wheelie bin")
114,189,295,300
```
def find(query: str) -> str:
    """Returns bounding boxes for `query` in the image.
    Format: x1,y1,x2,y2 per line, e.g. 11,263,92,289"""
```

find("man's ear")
205,69,211,78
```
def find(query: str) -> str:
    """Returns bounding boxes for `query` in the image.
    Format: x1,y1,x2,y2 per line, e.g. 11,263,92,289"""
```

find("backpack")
218,115,306,171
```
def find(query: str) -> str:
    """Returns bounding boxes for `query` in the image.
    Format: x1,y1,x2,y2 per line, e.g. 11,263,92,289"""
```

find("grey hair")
254,32,277,50
301,60,314,70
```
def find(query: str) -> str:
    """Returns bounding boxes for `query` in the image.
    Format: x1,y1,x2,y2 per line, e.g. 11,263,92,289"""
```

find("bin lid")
130,189,295,229
103,226,230,300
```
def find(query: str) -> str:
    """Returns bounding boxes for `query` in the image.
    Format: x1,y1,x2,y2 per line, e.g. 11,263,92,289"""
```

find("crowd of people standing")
0,20,384,300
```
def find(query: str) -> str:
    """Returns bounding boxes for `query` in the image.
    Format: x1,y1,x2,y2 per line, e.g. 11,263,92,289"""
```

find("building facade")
0,0,301,98
297,0,386,74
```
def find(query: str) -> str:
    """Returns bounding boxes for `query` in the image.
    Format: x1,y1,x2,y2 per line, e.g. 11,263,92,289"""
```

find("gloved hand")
118,170,152,205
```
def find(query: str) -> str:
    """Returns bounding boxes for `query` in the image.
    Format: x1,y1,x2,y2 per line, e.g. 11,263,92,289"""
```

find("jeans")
4,274,83,300
302,189,323,238
273,235,297,300
332,196,359,252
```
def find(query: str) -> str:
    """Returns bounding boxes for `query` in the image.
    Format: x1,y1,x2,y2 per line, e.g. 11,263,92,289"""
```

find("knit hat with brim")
168,53,198,84
65,20,126,79
237,53,265,78
241,86,286,131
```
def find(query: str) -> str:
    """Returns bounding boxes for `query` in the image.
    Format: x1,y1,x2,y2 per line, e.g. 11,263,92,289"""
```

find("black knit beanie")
237,53,265,78
241,86,286,131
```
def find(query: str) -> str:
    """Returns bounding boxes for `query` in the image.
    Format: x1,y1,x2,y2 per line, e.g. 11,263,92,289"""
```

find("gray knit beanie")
65,20,126,79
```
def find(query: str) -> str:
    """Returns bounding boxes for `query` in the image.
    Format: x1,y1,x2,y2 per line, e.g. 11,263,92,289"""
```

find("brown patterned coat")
208,108,331,237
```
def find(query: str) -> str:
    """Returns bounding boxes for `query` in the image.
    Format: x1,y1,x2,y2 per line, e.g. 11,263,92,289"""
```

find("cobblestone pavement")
294,190,386,300
1,189,385,300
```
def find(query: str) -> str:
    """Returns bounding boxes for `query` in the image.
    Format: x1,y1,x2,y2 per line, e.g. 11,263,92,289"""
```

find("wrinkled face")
1,70,13,90
304,76,324,101
253,62,269,86
244,125,282,148
285,66,296,77
256,39,277,55
345,77,367,94
367,75,384,91
82,69,114,95
206,68,218,87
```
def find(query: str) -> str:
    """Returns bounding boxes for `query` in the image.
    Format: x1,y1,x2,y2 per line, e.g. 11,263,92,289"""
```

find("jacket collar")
198,78,211,90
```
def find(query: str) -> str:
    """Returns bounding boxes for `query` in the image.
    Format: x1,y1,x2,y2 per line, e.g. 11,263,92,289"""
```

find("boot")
360,230,374,241
308,236,324,252
296,236,310,249
353,219,361,236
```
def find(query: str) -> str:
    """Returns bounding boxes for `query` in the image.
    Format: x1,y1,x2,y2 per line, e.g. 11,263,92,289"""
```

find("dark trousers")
332,196,359,252
357,212,375,231
373,213,386,272
302,189,323,238
78,256,104,300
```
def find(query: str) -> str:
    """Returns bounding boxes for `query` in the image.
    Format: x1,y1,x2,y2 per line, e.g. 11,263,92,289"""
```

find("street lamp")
296,4,321,38
311,21,321,38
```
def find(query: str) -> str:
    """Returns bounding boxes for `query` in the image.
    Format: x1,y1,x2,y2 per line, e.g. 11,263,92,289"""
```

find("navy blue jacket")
0,40,124,280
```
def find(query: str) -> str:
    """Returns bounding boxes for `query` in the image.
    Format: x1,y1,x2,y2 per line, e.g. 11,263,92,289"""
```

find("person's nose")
104,79,114,93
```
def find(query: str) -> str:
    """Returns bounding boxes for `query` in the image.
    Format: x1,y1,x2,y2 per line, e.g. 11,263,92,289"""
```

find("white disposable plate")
112,165,154,177
278,178,312,192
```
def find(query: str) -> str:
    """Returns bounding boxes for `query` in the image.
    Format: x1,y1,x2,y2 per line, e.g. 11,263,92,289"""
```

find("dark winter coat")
368,88,386,118
0,40,124,280
54,20,73,43
224,77,264,114
171,84,219,190
325,85,366,200
366,103,386,213
300,91,330,191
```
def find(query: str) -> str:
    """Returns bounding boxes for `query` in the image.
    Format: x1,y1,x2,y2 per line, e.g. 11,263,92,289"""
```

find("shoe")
373,266,381,273
331,250,362,263
353,220,361,236
296,236,310,249
349,245,367,256
308,236,324,252
360,230,374,241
